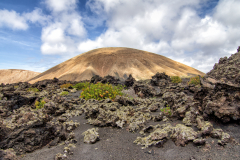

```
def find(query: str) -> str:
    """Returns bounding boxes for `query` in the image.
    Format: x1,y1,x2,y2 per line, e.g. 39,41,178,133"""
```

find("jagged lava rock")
207,46,240,84
151,72,171,88
198,76,240,123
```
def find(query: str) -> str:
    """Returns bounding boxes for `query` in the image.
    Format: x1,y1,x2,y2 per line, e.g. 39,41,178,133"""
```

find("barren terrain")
0,69,40,84
29,47,204,84
1,48,240,160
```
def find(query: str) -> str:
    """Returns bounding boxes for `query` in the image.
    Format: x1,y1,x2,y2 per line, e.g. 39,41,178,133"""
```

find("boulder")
90,75,123,86
82,128,99,144
171,124,197,146
134,123,198,148
150,72,171,87
90,75,103,84
193,138,206,145
134,123,172,149
133,83,155,98
125,74,135,87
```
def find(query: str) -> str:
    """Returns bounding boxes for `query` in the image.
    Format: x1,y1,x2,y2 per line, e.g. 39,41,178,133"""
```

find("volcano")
28,47,204,83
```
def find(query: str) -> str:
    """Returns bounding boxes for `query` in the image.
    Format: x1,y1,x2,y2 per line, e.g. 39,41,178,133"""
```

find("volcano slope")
1,68,240,160
0,69,40,84
28,47,204,83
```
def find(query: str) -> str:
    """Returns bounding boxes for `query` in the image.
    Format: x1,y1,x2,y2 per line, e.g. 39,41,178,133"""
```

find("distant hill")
28,47,205,83
0,69,40,84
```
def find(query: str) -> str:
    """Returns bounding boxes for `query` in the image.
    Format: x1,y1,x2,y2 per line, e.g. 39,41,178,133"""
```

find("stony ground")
1,54,240,160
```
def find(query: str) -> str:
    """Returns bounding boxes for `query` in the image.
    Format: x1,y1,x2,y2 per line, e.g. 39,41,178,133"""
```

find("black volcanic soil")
21,114,240,160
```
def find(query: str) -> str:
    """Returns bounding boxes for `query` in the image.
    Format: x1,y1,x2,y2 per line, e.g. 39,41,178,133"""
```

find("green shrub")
188,76,200,85
171,76,182,83
35,98,46,109
60,91,69,96
160,107,172,116
60,83,73,89
73,82,90,90
27,88,39,92
80,82,124,101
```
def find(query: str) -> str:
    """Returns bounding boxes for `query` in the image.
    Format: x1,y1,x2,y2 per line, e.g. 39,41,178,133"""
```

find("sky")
0,0,240,73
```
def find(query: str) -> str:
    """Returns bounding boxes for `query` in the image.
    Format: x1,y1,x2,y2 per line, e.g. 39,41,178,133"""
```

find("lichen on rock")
171,124,197,146
196,116,213,135
0,148,18,160
82,128,99,144
134,123,198,148
193,138,206,145
63,120,80,132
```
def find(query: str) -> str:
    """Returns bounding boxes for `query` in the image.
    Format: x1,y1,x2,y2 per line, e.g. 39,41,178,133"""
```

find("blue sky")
0,0,240,73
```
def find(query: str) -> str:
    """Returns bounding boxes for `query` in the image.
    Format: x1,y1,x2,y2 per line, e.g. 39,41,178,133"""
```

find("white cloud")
214,0,240,27
40,24,69,54
196,16,227,47
23,8,50,25
42,25,65,43
78,0,205,54
0,8,50,30
3,0,240,74
61,13,86,37
78,38,102,52
76,0,240,73
41,43,67,54
40,0,87,55
88,0,121,13
40,15,86,54
142,41,172,54
0,4,86,55
67,19,86,36
44,0,78,12
0,9,28,30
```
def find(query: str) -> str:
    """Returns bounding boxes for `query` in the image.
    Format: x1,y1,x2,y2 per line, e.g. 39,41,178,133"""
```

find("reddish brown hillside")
29,47,204,83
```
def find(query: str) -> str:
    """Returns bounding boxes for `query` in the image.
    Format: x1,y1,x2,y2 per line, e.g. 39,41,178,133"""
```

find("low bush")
35,98,46,109
73,82,90,90
27,88,39,92
60,83,73,89
60,91,69,96
80,82,124,101
188,76,200,85
160,107,172,116
171,76,182,83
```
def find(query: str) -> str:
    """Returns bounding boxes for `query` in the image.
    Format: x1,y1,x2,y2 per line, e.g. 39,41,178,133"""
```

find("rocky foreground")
1,49,240,160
